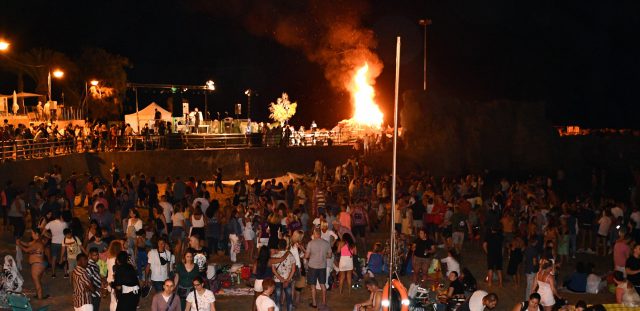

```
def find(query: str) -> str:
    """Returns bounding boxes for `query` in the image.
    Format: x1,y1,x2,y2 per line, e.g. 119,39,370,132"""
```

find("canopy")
124,102,171,132
0,92,43,98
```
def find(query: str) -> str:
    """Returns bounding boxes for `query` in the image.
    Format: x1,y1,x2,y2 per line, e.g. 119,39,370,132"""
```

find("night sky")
1,0,638,128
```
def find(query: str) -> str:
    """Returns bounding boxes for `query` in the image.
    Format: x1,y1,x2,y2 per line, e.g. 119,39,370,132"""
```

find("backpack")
66,237,82,258
353,208,367,226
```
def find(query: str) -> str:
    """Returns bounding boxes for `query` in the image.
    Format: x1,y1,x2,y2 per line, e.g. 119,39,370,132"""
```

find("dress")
536,273,555,307
557,234,569,256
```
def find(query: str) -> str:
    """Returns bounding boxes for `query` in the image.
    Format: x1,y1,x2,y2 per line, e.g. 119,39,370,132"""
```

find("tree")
76,48,131,119
269,92,297,126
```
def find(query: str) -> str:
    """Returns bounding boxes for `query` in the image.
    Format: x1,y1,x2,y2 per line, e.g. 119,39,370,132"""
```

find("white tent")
124,102,172,132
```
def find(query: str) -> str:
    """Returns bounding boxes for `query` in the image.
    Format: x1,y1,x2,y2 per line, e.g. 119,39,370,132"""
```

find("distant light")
183,88,188,92
244,89,252,96
0,40,9,51
90,80,99,86
171,87,177,93
52,69,64,78
205,80,215,91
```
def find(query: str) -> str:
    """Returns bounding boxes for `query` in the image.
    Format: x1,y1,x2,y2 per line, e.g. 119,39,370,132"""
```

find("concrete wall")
0,146,356,187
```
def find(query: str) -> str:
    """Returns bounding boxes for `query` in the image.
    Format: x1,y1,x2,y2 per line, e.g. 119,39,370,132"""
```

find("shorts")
352,225,366,238
51,243,62,259
339,256,354,272
487,254,503,270
258,238,269,248
452,232,465,245
74,304,93,311
307,267,327,285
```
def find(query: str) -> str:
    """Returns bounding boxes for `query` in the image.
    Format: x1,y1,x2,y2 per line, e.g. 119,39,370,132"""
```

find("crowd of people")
0,155,638,311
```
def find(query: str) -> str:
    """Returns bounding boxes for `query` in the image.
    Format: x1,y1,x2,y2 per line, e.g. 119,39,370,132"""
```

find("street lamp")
244,89,252,120
0,40,9,51
418,18,432,91
48,69,64,102
90,80,99,86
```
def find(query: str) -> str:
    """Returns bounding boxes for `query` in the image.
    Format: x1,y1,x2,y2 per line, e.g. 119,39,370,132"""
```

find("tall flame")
350,63,383,128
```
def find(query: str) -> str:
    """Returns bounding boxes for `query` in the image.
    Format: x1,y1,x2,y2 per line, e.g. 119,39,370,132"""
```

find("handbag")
177,286,190,298
166,293,176,311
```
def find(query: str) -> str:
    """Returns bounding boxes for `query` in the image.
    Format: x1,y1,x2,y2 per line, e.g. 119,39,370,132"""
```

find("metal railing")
0,131,357,162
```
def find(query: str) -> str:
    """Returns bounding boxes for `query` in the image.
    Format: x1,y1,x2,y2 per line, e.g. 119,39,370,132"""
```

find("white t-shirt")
159,201,173,223
186,289,216,311
45,219,68,244
321,230,338,244
468,290,488,311
147,249,174,282
440,256,460,275
255,294,278,311
193,198,210,215
171,212,185,228
611,206,624,220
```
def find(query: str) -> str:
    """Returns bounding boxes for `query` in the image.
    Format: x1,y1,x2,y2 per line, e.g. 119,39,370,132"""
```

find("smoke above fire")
194,0,383,99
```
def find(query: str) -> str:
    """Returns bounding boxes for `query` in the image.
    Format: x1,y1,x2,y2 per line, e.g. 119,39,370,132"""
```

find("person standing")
146,237,174,293
626,244,640,294
72,253,95,311
7,191,26,240
185,275,216,311
87,248,103,311
227,210,243,263
535,262,559,311
305,228,331,308
272,239,296,311
483,225,504,287
16,229,48,300
523,239,540,301
214,168,223,194
413,228,436,284
255,278,278,311
151,279,181,311
112,251,140,311
174,250,201,310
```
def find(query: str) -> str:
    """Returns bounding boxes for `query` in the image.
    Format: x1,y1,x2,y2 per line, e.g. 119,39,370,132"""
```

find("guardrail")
0,131,357,162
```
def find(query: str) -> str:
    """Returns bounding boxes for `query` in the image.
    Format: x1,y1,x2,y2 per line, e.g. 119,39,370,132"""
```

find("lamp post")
0,40,9,51
244,89,252,120
48,69,64,102
418,19,432,91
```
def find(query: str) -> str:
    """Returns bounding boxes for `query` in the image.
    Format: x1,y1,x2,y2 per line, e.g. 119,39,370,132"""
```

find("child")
243,216,256,259
61,228,82,277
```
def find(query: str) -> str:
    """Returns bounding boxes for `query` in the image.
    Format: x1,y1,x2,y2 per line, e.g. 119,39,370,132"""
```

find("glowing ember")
350,63,383,128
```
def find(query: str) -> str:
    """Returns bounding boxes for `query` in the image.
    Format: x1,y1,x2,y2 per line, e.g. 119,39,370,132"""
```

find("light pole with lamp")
244,89,252,120
418,19,432,91
48,69,64,120
84,80,99,119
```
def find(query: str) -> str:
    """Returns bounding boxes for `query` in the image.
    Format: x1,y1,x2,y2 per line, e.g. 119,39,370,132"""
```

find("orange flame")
350,63,383,128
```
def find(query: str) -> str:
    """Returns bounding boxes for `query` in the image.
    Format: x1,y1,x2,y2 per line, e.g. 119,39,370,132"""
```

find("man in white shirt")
467,290,498,311
145,237,174,293
45,213,68,278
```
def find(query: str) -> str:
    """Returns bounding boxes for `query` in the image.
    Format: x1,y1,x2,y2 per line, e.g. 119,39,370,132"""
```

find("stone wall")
0,146,356,187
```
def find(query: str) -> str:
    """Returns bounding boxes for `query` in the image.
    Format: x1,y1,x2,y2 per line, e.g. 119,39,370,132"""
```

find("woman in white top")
596,209,612,256
535,261,558,311
185,275,216,311
190,207,207,239
255,279,278,311
125,209,143,252
171,204,186,241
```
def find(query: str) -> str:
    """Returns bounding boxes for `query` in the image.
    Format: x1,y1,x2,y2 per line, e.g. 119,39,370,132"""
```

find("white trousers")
230,234,240,262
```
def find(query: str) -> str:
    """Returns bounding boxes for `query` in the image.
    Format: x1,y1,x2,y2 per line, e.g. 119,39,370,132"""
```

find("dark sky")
1,0,639,128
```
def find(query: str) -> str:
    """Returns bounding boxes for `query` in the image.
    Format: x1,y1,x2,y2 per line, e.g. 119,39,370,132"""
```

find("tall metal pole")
388,36,401,311
204,91,208,121
247,94,251,120
419,19,431,91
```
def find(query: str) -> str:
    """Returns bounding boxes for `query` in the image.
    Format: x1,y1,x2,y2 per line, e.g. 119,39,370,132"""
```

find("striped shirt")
72,266,93,308
87,260,102,298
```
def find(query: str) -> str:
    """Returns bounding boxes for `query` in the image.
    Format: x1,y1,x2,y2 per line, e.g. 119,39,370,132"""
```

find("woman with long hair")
252,246,274,311
107,240,124,311
112,251,140,311
153,207,168,236
338,233,357,294
290,230,306,305
267,213,281,251
190,206,207,239
535,261,559,311
16,229,47,299
174,250,200,311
